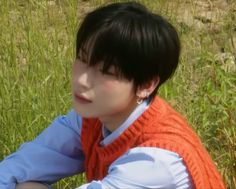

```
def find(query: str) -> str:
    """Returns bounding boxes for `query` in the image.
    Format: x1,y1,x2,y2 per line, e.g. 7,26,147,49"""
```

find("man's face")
72,58,138,126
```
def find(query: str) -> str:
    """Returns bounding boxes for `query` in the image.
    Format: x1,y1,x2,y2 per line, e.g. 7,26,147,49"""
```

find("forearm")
16,182,52,189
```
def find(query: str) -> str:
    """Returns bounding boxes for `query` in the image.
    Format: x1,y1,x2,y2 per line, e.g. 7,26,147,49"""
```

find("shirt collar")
100,98,151,146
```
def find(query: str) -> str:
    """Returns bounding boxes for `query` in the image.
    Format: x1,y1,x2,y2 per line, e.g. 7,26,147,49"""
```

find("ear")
136,77,160,98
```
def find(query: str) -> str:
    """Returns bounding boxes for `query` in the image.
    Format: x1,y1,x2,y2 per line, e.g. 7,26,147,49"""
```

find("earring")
137,98,143,104
136,91,149,104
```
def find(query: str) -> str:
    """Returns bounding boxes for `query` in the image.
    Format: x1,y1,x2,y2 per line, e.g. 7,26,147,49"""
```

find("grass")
0,0,235,188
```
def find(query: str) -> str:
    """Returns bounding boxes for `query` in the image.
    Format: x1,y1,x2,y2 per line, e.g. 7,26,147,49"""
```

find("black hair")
76,1,180,98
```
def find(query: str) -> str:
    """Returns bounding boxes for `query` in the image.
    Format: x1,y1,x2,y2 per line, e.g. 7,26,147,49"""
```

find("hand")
16,182,50,189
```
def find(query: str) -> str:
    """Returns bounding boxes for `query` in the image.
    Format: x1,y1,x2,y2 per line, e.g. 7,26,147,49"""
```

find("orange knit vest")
81,96,226,189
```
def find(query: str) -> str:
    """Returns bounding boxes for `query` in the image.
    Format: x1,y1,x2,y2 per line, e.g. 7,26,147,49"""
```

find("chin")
73,107,97,118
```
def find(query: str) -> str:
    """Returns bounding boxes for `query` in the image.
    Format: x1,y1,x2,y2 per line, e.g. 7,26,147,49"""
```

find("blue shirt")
0,100,193,189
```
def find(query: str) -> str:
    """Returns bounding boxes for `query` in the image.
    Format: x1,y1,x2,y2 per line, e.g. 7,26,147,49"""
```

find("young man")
0,2,225,189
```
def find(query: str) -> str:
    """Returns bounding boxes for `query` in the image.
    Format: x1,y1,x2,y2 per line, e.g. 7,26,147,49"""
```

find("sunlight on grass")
0,0,235,188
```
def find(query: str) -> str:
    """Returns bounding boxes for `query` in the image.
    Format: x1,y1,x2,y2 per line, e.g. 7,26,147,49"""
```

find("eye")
98,65,116,76
96,63,117,77
100,69,116,76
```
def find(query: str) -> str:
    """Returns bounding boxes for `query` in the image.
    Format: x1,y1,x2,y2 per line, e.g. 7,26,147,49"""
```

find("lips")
74,93,92,104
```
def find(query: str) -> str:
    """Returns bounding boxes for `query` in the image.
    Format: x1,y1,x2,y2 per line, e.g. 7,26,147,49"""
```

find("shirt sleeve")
0,110,85,189
76,147,193,189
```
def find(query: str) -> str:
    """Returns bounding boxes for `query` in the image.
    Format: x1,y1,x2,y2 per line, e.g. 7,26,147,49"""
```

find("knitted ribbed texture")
81,96,226,189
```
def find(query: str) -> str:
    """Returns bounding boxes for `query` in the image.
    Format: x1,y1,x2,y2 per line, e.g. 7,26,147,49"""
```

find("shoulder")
152,96,189,123
145,96,198,143
44,109,84,137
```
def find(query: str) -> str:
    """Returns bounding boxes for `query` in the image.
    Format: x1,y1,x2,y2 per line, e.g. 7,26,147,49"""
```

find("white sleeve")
76,147,193,189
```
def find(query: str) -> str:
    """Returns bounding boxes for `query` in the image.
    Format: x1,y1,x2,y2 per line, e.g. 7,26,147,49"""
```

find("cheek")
102,80,118,91
100,80,135,100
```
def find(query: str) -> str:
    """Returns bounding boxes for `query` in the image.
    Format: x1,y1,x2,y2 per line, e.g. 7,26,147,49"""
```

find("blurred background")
0,0,235,188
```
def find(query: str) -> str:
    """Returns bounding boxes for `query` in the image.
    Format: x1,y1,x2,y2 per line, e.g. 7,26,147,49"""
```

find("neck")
99,99,139,132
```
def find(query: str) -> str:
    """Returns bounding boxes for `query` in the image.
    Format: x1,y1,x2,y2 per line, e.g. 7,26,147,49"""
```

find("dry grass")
0,0,235,188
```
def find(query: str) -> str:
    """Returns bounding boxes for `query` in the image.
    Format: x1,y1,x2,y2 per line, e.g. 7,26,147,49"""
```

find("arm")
76,147,193,189
16,182,50,189
0,110,84,189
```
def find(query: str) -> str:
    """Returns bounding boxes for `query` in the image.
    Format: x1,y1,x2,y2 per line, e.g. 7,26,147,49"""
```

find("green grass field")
0,0,235,188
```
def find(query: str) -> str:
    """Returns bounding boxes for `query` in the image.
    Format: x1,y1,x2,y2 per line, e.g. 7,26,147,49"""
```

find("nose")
76,67,93,90
78,72,89,89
